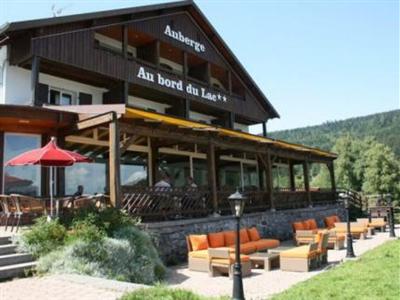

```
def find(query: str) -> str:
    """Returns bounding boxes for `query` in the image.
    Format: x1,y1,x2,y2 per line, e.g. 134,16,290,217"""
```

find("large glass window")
219,160,241,190
243,164,259,190
121,153,148,188
3,133,41,196
193,158,208,187
158,154,190,188
65,162,106,195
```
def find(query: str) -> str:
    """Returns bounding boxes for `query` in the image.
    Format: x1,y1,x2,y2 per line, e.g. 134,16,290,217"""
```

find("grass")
271,239,400,300
119,285,229,300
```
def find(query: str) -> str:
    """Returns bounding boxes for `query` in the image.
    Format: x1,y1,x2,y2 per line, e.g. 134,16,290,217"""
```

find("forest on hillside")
269,110,400,157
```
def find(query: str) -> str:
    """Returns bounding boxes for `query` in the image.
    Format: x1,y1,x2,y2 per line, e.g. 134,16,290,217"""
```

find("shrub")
16,217,67,258
120,286,229,300
37,226,165,284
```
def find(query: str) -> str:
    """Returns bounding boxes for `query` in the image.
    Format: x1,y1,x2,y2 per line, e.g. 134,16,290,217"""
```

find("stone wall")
140,204,346,265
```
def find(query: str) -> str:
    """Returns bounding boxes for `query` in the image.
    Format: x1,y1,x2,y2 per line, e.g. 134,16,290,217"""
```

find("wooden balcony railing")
121,187,338,222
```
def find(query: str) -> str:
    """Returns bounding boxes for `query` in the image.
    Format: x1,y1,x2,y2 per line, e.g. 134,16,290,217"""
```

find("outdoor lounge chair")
208,247,252,278
357,218,386,232
280,242,319,272
315,231,330,266
324,215,341,229
333,222,368,239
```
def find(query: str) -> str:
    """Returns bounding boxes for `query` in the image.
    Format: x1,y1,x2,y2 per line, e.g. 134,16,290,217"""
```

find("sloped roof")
0,0,279,119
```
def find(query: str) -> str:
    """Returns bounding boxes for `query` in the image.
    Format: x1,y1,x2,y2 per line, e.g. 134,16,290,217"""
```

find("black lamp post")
387,194,396,238
228,189,246,300
340,192,355,258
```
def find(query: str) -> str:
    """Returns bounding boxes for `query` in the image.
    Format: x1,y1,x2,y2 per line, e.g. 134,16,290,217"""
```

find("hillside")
269,110,400,157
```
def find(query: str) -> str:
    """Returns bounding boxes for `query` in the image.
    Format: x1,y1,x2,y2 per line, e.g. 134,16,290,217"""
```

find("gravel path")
167,227,400,300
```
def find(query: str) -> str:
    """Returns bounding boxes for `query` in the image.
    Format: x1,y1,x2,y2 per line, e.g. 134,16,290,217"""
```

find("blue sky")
1,0,398,132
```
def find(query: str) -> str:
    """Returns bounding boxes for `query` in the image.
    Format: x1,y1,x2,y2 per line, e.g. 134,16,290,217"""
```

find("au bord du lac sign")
137,66,227,103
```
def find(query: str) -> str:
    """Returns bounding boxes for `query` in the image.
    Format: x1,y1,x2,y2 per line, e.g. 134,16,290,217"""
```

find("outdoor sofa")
292,218,345,249
357,218,386,232
186,227,280,273
324,215,368,239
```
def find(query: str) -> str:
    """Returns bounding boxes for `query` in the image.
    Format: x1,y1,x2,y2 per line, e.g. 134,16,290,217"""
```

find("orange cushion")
302,221,310,230
280,245,318,259
240,229,249,243
307,219,318,230
334,216,341,222
208,232,225,248
247,239,280,251
325,216,336,229
292,222,304,231
189,235,209,251
224,231,236,246
247,227,261,241
228,243,257,254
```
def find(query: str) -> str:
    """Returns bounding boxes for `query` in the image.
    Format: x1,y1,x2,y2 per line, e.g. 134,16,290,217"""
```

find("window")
3,133,41,196
243,164,259,190
121,153,148,188
219,160,241,190
49,88,75,105
158,154,190,188
193,158,208,187
65,163,106,195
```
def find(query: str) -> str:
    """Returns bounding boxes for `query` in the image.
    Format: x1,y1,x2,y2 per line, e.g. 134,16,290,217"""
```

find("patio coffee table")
268,246,296,254
249,252,280,271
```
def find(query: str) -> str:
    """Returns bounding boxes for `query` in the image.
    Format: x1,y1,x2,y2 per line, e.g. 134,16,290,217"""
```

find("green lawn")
271,239,400,300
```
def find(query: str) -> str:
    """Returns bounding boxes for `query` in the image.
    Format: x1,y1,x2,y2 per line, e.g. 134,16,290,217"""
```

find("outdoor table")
248,252,280,271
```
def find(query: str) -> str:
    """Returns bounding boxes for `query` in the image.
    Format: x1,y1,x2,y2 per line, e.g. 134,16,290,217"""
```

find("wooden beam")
289,161,295,191
303,161,312,207
122,81,129,104
207,143,218,213
120,135,139,155
122,25,128,58
258,151,274,210
183,52,188,79
41,134,50,197
148,138,158,186
75,112,114,132
109,112,121,208
328,161,337,192
262,122,267,137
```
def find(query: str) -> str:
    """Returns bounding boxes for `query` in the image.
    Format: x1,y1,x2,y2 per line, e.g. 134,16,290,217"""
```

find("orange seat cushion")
302,221,311,230
224,231,236,246
189,235,209,251
240,229,250,243
292,222,304,232
325,216,336,229
188,250,209,259
208,232,225,248
212,254,250,264
247,239,280,251
247,227,261,241
334,216,341,222
307,219,318,230
228,243,257,254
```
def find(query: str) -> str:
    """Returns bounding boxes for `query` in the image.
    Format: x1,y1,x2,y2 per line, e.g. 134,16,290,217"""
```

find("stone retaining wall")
140,204,346,265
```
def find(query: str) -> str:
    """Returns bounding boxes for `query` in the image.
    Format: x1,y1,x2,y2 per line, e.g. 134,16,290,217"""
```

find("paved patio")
0,226,398,300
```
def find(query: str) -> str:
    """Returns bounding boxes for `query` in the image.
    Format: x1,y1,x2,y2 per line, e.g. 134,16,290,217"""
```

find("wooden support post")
155,40,160,67
207,143,218,214
228,71,232,95
303,161,312,207
183,52,188,79
0,132,4,193
148,138,158,186
122,81,129,104
289,161,295,191
262,122,267,137
41,134,50,197
109,112,121,208
31,56,40,106
266,151,274,210
328,161,336,192
122,25,128,58
184,98,190,119
206,62,211,86
228,112,235,129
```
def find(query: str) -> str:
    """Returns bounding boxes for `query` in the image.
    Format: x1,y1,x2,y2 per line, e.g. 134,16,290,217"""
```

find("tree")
362,143,400,196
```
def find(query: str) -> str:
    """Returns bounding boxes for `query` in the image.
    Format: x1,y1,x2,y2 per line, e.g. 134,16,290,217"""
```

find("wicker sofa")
324,215,368,239
186,227,280,273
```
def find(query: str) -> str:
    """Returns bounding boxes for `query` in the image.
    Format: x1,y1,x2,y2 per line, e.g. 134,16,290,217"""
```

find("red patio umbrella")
6,137,92,217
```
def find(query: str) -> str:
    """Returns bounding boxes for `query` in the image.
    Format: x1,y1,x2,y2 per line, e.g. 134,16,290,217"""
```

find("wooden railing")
121,187,211,222
121,187,338,221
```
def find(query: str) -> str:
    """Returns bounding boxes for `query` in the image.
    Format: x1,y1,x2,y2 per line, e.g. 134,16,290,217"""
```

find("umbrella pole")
50,166,53,218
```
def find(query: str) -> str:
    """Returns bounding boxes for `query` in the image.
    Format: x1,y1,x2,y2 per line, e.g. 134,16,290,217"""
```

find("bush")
16,217,67,258
120,286,229,300
37,226,165,284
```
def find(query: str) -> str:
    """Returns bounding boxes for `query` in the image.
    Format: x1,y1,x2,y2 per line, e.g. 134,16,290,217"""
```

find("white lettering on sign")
164,25,206,53
136,66,227,103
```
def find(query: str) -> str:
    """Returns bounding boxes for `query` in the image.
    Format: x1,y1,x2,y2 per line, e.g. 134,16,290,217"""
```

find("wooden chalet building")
0,0,338,221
